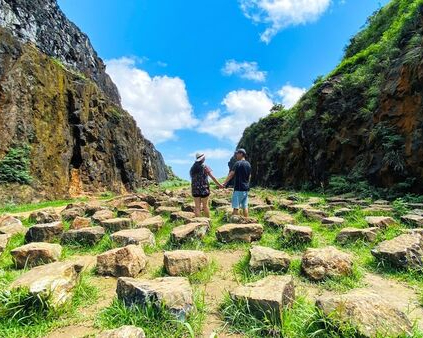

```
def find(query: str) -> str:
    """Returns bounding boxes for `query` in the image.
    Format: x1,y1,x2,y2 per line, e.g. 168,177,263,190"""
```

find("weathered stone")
11,242,62,268
365,216,395,229
155,206,180,214
92,209,114,223
101,218,133,232
127,201,151,211
191,217,211,226
263,211,294,228
371,234,423,269
251,204,273,212
302,208,328,220
118,209,152,223
401,214,423,227
321,217,345,226
316,289,412,337
25,221,64,243
116,276,194,320
334,208,352,216
363,206,393,213
108,195,141,209
211,198,230,208
29,209,60,224
216,223,263,243
225,214,259,224
71,216,91,230
10,261,83,306
170,211,196,223
249,246,291,272
181,203,195,213
97,326,146,338
61,207,85,221
0,216,27,235
97,245,147,277
111,228,155,247
336,227,379,244
170,222,210,244
164,250,208,276
229,275,295,318
85,201,105,216
301,246,353,281
0,234,10,254
282,224,313,243
61,226,105,245
137,215,164,232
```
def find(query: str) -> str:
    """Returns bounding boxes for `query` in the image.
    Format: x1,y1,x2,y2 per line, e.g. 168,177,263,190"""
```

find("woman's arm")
208,171,223,188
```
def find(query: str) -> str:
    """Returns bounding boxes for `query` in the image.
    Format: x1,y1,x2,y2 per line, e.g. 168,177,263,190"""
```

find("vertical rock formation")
0,0,169,202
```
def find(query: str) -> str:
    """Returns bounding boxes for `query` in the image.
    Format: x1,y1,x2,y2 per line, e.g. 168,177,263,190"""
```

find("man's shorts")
232,191,248,209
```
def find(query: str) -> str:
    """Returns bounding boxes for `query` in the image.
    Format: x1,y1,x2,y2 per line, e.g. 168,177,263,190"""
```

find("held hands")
217,182,226,189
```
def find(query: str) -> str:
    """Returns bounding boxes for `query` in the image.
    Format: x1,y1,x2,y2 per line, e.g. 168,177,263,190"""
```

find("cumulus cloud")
222,60,267,82
105,57,198,143
189,148,234,160
278,84,306,108
199,89,274,143
239,0,332,43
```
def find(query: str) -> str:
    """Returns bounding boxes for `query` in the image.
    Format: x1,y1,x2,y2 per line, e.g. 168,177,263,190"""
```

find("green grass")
61,234,115,258
95,290,206,338
0,198,88,214
153,260,218,285
0,271,99,338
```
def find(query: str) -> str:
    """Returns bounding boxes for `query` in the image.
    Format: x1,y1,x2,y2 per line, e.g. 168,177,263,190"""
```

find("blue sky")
58,0,389,180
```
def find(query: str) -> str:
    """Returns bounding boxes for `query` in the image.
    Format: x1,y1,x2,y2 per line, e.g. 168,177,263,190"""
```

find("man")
226,152,237,188
223,148,252,218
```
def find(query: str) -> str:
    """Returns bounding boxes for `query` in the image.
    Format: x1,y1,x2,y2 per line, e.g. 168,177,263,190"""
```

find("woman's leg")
201,196,210,218
194,197,201,217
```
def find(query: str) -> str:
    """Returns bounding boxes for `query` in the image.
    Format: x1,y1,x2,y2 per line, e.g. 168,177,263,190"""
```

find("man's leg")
202,196,210,218
194,197,201,217
241,192,249,218
232,191,240,215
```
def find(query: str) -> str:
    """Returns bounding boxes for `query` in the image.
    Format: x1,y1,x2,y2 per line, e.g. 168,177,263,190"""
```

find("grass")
153,260,218,285
0,271,99,338
95,289,207,338
0,198,88,214
61,234,115,258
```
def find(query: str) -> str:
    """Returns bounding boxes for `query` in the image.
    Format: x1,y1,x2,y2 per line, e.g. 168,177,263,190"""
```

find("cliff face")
239,0,423,197
0,0,168,202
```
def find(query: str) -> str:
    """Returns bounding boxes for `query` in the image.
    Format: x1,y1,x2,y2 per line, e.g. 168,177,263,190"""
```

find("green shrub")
0,144,32,184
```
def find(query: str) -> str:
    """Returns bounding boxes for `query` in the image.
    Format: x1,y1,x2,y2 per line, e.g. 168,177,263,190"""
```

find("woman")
190,153,222,217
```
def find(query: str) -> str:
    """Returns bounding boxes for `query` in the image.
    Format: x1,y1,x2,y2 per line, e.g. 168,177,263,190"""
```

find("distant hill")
0,0,169,203
238,0,423,198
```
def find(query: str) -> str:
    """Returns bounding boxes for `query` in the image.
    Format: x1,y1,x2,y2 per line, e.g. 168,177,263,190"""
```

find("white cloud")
222,60,267,82
198,89,273,143
189,148,234,160
240,0,332,43
277,84,306,108
105,57,198,143
167,159,192,165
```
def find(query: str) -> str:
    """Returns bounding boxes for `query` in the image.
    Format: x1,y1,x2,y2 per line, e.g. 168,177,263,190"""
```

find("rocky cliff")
239,0,423,197
0,0,169,203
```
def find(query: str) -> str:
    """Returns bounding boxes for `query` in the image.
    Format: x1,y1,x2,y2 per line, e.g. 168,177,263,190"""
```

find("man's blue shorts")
232,191,248,209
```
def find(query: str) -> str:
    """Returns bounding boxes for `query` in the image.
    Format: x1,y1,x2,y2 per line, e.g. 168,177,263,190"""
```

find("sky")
58,0,390,180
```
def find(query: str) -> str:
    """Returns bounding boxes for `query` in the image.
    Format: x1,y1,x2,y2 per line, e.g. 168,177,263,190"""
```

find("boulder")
0,234,10,254
127,201,151,211
29,209,60,224
316,289,412,337
336,227,379,244
371,234,423,269
25,221,64,243
225,214,259,224
321,217,345,226
170,211,196,223
85,201,105,216
216,223,263,243
92,209,115,223
11,242,62,268
211,198,230,208
155,206,180,215
401,214,423,227
301,246,353,281
61,226,105,245
282,225,313,243
111,228,156,247
263,211,294,228
117,209,152,224
97,326,146,338
137,215,164,232
170,222,210,244
0,216,27,236
71,216,91,230
191,217,211,226
61,207,85,221
181,203,195,213
116,276,194,320
249,246,291,272
334,208,352,216
250,205,273,212
10,261,84,306
229,275,295,318
365,216,395,229
97,245,147,277
163,250,208,276
101,218,133,232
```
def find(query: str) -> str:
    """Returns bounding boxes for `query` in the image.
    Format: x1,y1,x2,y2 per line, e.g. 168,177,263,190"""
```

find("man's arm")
222,171,235,187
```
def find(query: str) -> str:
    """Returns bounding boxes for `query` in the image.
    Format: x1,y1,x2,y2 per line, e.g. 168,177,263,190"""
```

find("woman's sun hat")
195,153,205,162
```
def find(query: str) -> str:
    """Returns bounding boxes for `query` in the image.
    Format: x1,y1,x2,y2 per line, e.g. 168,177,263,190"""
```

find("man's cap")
195,153,205,162
236,148,247,156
